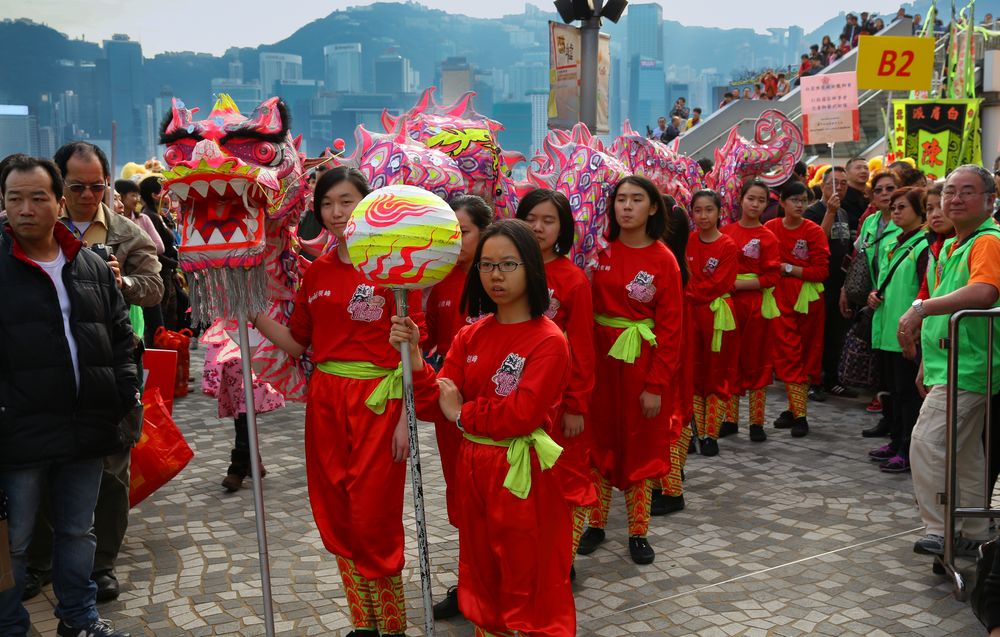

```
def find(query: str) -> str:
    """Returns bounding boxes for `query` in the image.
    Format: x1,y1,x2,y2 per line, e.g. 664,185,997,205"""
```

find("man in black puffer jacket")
0,155,136,637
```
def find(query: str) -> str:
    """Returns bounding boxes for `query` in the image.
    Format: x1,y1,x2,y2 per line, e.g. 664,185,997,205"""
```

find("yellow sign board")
857,35,935,91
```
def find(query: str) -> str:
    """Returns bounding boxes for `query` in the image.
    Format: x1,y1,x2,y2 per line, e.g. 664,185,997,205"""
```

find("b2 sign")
857,35,934,91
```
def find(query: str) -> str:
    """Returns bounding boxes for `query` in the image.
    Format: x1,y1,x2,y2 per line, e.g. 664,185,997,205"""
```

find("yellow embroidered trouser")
749,389,767,426
660,424,693,497
571,505,589,562
725,395,739,423
785,382,808,418
696,395,724,439
335,555,406,633
693,395,706,438
588,471,652,536
474,627,521,637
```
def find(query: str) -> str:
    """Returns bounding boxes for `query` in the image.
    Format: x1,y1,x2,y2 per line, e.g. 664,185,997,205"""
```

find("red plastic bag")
153,326,193,397
129,388,194,508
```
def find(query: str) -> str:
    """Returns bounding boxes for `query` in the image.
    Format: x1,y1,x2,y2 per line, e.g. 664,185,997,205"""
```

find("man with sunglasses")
897,165,1000,559
23,142,162,605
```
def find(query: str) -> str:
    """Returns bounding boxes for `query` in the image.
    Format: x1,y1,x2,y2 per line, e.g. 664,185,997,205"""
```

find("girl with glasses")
765,181,831,437
390,219,576,637
721,179,781,443
685,189,739,457
515,188,596,578
576,175,684,566
253,167,419,637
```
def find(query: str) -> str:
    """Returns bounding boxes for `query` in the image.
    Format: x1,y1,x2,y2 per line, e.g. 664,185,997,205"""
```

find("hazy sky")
0,1,920,56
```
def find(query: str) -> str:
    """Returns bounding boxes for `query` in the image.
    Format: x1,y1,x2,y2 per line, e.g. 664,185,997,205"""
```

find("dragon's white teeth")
191,181,210,197
186,228,205,247
210,179,228,196
230,180,247,195
170,182,190,200
230,227,247,243
244,217,258,238
208,228,225,245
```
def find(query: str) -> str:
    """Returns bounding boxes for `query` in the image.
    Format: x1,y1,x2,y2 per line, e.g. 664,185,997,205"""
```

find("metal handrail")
938,307,1000,599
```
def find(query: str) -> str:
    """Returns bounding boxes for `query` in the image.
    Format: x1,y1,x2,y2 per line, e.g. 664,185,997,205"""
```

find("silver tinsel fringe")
188,265,270,327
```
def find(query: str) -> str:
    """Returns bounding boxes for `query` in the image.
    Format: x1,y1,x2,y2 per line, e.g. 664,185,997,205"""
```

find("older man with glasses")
896,164,1000,558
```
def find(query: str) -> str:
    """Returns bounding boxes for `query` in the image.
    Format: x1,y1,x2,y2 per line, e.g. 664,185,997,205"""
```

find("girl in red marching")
254,167,417,637
577,175,684,565
515,188,596,576
764,180,830,438
422,194,493,620
721,179,781,443
390,219,575,637
685,189,739,457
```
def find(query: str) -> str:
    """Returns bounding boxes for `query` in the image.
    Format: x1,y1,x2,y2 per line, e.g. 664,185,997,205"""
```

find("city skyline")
1,0,915,56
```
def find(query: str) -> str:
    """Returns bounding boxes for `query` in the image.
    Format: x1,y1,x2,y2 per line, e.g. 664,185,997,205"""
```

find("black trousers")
884,351,921,458
822,285,851,388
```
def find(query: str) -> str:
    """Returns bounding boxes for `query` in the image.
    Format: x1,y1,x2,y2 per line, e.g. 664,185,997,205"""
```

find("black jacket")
0,222,140,469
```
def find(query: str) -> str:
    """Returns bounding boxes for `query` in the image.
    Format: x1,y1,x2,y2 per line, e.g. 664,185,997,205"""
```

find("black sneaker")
22,568,51,601
628,536,655,564
773,410,794,429
651,492,685,516
432,585,461,620
808,386,826,402
688,436,698,454
570,564,576,581
56,619,131,637
748,425,767,442
861,418,891,438
92,570,120,603
825,384,859,398
699,437,719,457
576,527,606,555
719,421,738,437
790,417,809,437
346,632,378,637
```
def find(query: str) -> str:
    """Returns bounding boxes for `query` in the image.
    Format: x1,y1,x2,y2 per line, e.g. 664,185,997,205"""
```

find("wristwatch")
783,263,793,275
911,299,926,317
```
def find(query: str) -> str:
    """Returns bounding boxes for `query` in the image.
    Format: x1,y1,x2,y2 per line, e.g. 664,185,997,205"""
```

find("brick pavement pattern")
25,351,989,636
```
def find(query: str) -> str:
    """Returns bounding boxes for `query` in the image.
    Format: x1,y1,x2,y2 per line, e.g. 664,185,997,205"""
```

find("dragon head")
383,87,523,218
526,123,629,272
159,95,305,272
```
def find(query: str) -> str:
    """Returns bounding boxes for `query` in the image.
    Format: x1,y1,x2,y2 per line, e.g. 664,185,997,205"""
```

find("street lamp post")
554,0,628,131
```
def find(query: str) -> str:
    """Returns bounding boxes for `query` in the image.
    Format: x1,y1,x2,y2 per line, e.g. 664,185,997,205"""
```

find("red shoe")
866,397,882,413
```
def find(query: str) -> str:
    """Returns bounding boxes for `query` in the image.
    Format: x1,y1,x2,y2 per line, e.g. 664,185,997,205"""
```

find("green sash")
793,281,824,314
317,360,403,414
735,273,780,319
463,428,563,499
593,315,656,364
708,294,736,352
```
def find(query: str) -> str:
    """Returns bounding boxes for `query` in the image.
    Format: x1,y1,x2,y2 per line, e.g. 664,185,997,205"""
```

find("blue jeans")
0,457,104,636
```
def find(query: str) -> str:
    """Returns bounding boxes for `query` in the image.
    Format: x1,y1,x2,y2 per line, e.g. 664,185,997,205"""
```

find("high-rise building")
210,78,263,115
324,43,363,93
102,34,148,163
628,57,666,132
440,57,473,104
508,63,548,101
259,52,303,96
493,101,531,158
528,90,549,157
374,54,412,94
626,4,663,62
0,105,39,157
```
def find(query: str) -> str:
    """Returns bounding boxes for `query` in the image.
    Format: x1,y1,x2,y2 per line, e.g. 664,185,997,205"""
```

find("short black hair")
693,107,702,114
661,197,690,287
887,160,924,187
114,179,140,197
1,155,64,200
780,180,809,200
697,158,714,174
690,189,724,227
139,175,162,210
460,219,549,320
739,177,770,202
794,161,808,178
53,141,110,181
608,175,667,241
822,166,848,182
845,156,868,169
312,166,370,227
450,194,493,231
515,187,575,255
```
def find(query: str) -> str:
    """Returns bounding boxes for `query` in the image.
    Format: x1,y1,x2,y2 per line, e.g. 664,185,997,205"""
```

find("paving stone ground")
25,349,993,636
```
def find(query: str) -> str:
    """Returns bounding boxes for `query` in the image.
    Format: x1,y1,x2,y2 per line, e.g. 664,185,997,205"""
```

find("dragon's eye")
225,139,282,167
163,141,194,166
252,142,277,164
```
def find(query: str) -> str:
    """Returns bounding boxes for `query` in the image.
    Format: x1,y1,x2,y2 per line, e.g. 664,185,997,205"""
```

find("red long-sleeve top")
764,218,831,292
289,250,424,367
412,316,570,440
591,240,683,395
424,266,471,359
543,256,595,417
684,232,739,304
721,223,781,287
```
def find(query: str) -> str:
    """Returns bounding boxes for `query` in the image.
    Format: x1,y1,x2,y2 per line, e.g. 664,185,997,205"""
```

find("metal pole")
393,289,435,636
829,143,836,192
579,8,601,133
985,316,994,511
236,314,276,637
940,311,963,594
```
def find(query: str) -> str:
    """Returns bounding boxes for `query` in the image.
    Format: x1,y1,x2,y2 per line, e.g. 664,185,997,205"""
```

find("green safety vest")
858,212,901,286
921,219,1000,393
871,232,928,353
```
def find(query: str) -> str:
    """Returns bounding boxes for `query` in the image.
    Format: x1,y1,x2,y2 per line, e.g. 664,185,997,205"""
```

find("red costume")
543,256,596,561
588,240,683,537
721,223,781,428
685,232,739,400
289,251,424,633
412,316,574,637
764,218,830,419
